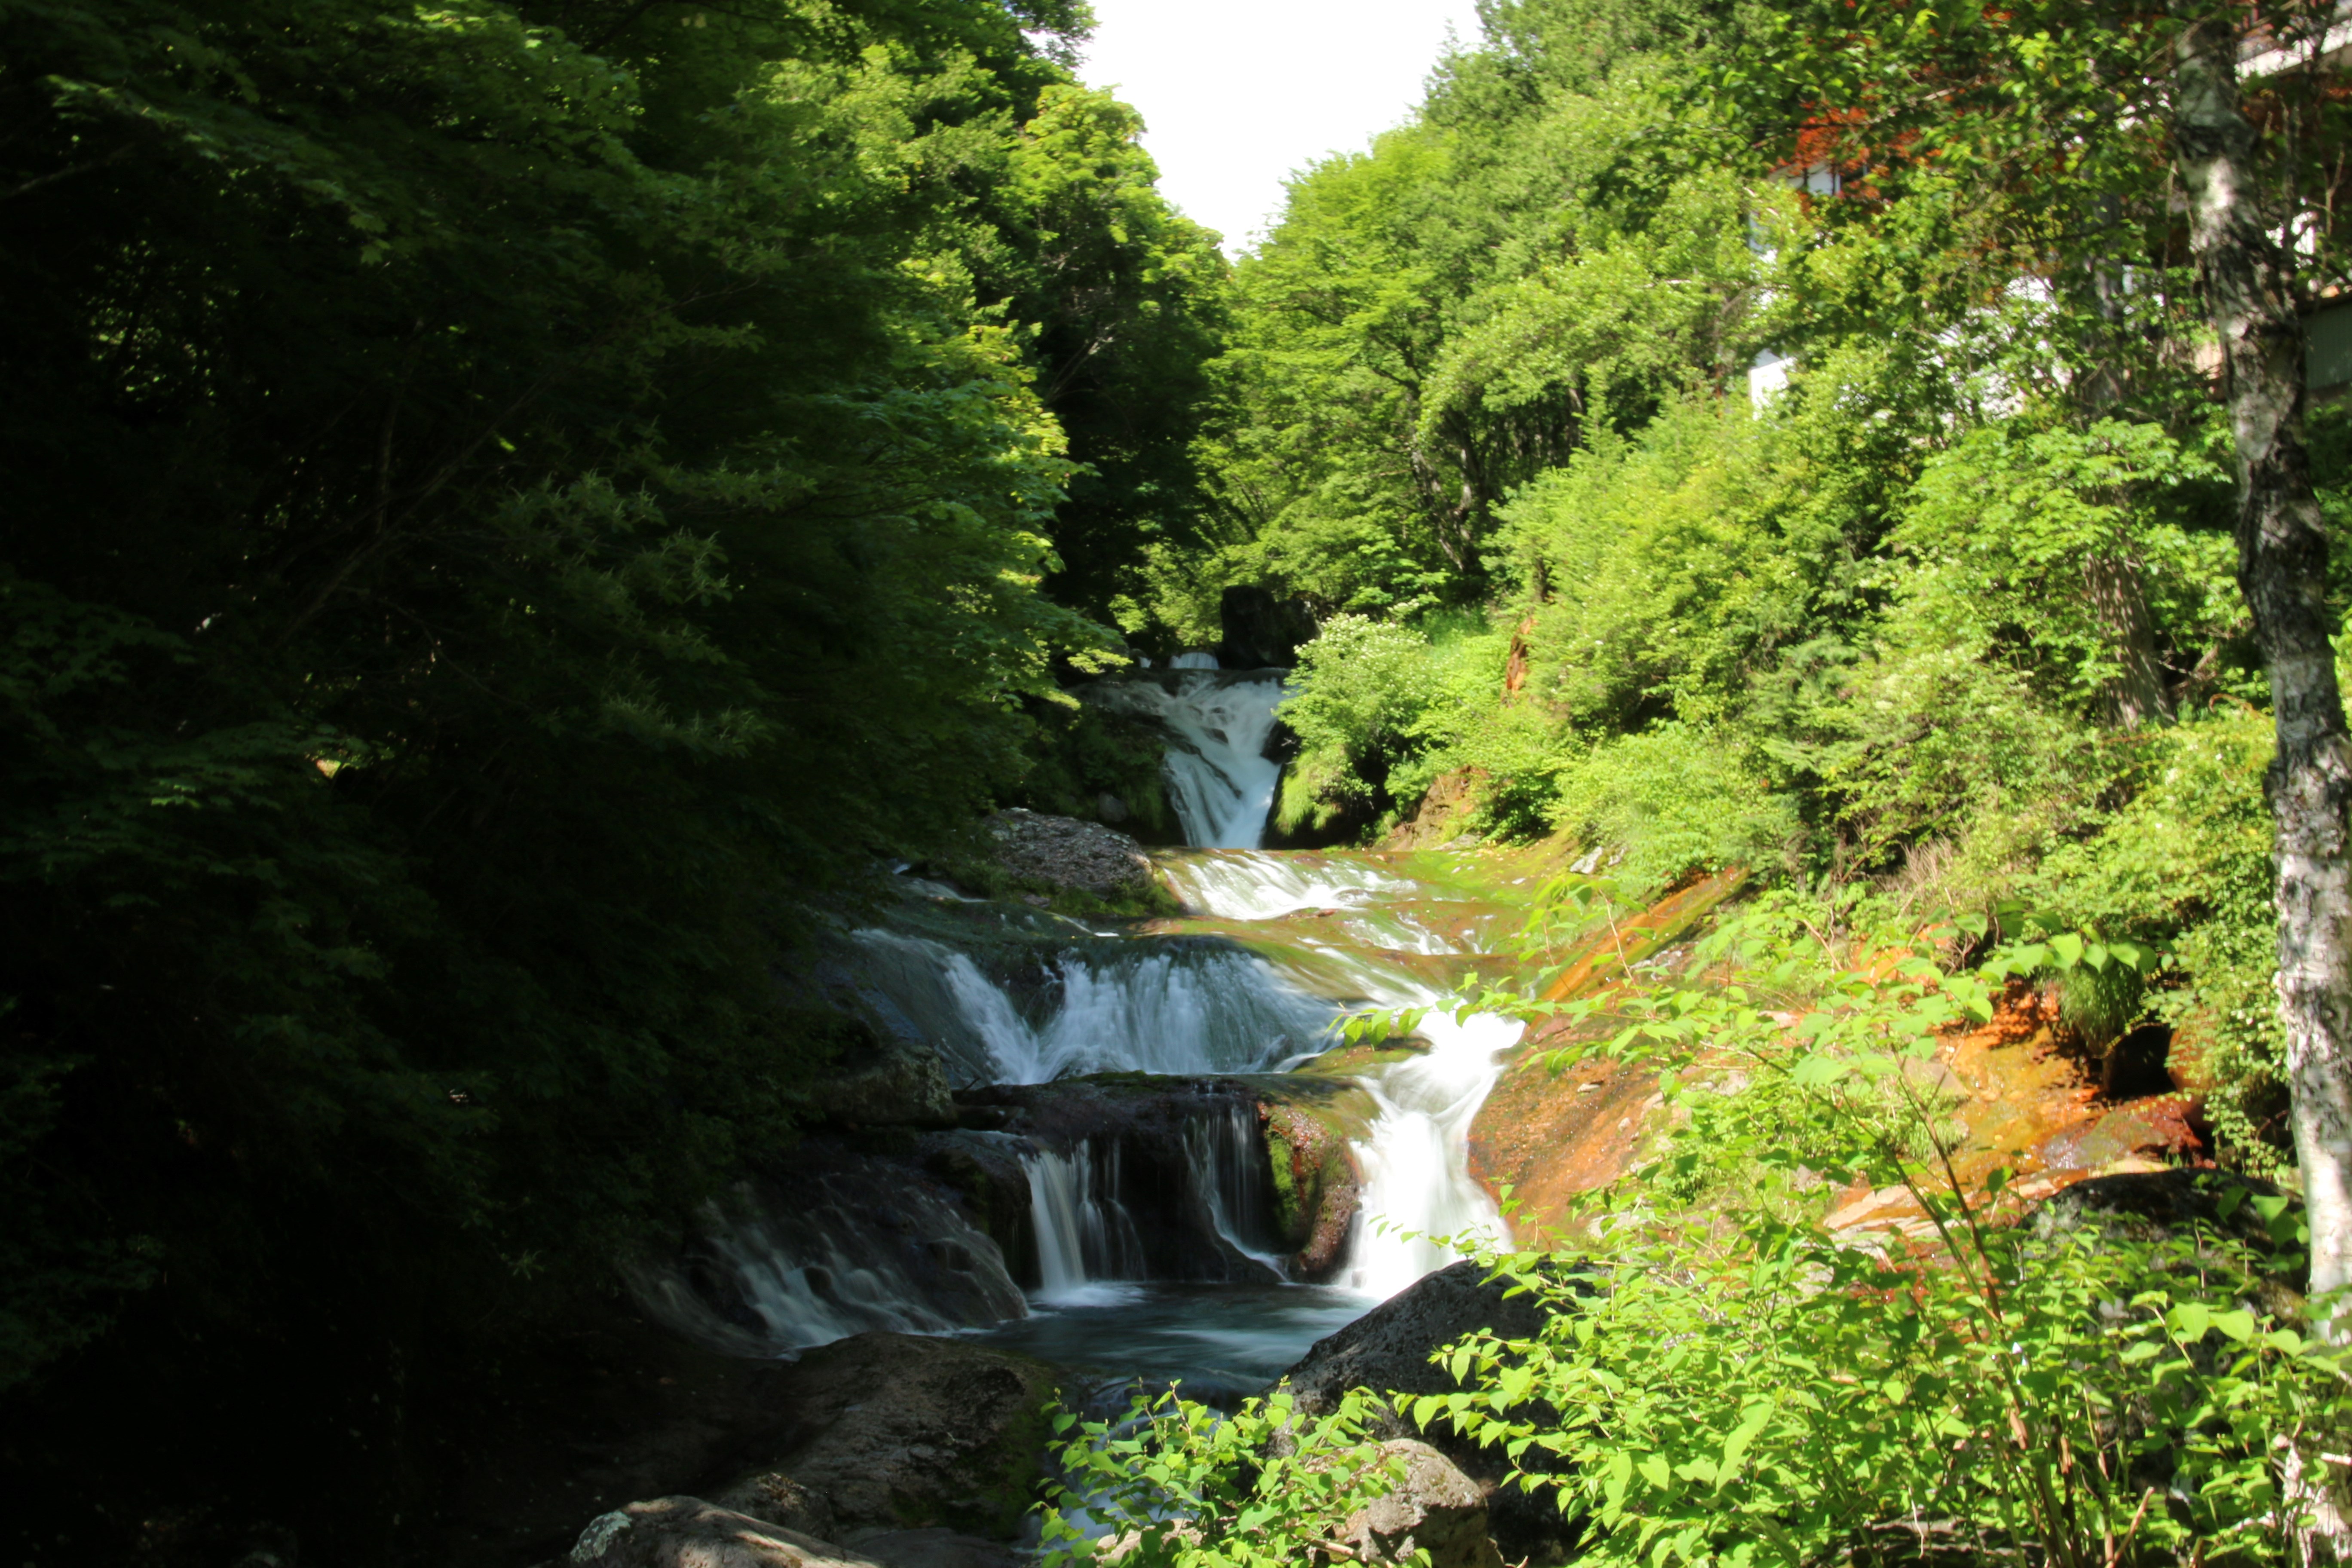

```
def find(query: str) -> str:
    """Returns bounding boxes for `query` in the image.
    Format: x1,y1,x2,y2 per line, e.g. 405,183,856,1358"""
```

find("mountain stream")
659,660,1530,1408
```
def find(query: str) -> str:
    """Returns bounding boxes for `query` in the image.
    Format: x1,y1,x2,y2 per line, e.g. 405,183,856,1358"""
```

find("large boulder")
557,1500,1016,1568
1276,1261,1577,1565
985,809,1153,900
722,1332,1059,1541
560,1498,879,1568
1331,1441,1507,1568
1278,1260,1552,1420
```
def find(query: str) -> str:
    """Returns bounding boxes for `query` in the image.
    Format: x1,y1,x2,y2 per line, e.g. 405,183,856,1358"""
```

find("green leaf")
2211,1309,2257,1343
2168,1301,2212,1341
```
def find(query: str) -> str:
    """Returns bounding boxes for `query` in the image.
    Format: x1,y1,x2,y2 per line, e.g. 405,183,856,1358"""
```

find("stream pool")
970,1280,1375,1411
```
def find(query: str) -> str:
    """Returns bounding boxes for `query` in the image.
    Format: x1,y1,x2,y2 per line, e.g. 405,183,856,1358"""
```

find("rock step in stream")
578,654,2228,1568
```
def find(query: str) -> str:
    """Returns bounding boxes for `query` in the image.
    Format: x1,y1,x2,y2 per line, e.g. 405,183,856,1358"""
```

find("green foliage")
1497,393,1803,731
1276,616,1446,831
0,0,1224,1550
2032,708,2291,1170
1075,895,2347,1567
1896,413,2239,720
1547,724,1799,896
1040,1385,1429,1568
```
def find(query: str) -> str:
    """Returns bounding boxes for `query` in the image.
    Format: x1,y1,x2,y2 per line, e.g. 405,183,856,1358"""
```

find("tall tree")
1717,0,2352,1303
2171,0,2352,1312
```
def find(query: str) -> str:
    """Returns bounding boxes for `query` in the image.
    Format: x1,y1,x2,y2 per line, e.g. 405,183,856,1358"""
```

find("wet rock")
985,809,1152,900
1253,1084,1370,1279
1330,1441,1506,1568
723,1332,1058,1541
1276,1261,1576,1564
918,1130,1034,1272
812,1032,956,1129
557,1498,881,1568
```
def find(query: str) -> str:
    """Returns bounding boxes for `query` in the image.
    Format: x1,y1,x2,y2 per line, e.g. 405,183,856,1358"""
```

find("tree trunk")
2084,550,2173,730
2173,4,2352,1320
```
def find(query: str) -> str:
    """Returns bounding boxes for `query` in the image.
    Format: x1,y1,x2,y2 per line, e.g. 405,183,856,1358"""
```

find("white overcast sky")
1072,0,1486,254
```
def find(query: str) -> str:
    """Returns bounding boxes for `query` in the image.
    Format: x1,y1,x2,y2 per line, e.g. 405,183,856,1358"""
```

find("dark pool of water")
967,1281,1373,1413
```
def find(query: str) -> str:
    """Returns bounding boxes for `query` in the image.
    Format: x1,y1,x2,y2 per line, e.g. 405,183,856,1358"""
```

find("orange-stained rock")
1468,1051,1663,1237
1534,869,1746,1002
2033,1096,2203,1173
1465,870,1746,1234
1819,986,2205,1238
1473,961,2210,1243
1503,615,1535,698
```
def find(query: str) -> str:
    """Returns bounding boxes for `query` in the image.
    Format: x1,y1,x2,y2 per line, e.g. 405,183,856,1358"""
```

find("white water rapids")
944,672,1520,1300
1088,666,1289,849
666,667,1525,1365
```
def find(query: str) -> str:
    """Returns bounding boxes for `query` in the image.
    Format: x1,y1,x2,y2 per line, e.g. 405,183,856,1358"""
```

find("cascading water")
1183,1103,1291,1280
1159,849,1414,919
636,1161,1030,1355
1088,671,1288,849
1026,1141,1148,1305
1342,1000,1522,1296
680,662,1533,1384
850,930,1335,1085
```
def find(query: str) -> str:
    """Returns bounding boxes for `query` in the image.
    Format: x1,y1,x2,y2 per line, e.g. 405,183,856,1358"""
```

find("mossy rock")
1234,1074,1375,1277
726,1332,1059,1541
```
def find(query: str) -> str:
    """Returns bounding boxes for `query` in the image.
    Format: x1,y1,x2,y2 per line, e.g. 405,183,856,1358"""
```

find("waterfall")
1343,995,1523,1297
1183,1103,1290,1279
1090,672,1288,848
1025,1141,1147,1305
1168,651,1220,670
636,1162,1030,1354
851,930,1335,1085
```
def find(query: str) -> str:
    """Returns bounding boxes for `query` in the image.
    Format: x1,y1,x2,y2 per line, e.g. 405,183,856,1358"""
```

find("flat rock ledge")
559,1498,1016,1568
986,808,1152,899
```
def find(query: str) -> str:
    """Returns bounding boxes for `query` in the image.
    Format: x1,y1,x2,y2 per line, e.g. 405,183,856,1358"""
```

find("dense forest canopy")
0,0,1229,1540
1155,0,2352,1187
11,0,2352,1559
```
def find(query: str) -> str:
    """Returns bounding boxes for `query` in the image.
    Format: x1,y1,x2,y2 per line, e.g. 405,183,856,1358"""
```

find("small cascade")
851,929,1335,1085
1168,651,1221,669
1161,850,1418,921
638,1162,1029,1354
1183,1103,1290,1279
1090,672,1288,848
1026,1141,1148,1305
1343,997,1524,1298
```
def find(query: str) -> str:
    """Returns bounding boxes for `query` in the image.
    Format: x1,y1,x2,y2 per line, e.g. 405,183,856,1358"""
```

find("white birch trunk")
2172,6,2352,1317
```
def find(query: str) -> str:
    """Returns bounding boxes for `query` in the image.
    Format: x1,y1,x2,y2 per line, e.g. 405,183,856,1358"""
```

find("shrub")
1547,723,1800,894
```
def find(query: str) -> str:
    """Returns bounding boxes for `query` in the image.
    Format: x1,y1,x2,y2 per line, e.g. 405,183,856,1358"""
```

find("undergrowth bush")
1546,723,1801,895
1039,890,2349,1568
